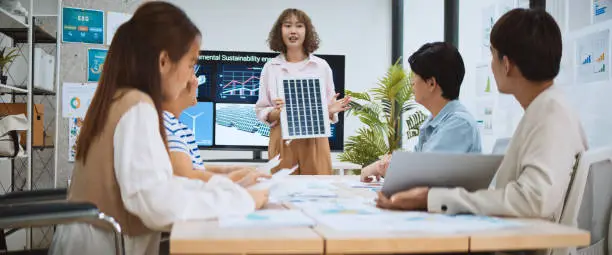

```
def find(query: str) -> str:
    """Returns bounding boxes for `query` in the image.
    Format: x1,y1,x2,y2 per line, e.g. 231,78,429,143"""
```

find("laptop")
381,151,504,197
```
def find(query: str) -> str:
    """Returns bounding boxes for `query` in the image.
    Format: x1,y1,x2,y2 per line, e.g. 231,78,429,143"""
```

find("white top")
163,111,205,170
428,85,588,220
50,102,255,255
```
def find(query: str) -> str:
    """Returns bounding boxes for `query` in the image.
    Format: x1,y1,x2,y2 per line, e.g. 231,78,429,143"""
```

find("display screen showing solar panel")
278,77,331,140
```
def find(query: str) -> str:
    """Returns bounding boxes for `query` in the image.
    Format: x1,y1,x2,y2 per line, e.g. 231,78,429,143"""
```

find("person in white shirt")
377,8,588,222
162,74,270,185
49,2,268,255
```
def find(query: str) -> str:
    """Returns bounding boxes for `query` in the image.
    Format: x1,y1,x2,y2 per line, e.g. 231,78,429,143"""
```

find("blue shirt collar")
424,100,462,128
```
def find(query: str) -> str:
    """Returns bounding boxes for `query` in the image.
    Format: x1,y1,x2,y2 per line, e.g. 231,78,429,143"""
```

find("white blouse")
50,102,255,255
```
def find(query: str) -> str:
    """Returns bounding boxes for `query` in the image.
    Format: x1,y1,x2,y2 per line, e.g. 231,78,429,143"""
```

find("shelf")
32,145,54,149
0,7,29,29
0,25,56,44
0,86,55,95
0,84,28,93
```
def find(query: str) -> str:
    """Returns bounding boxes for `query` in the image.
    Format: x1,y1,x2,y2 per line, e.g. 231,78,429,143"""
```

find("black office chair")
0,189,125,255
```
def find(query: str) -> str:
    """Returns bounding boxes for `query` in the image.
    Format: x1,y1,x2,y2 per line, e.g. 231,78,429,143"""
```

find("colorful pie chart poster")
62,82,98,118
87,48,108,82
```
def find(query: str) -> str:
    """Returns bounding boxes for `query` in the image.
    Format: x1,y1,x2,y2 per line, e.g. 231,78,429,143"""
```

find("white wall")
400,0,444,149
170,0,392,159
547,0,612,149
403,0,444,66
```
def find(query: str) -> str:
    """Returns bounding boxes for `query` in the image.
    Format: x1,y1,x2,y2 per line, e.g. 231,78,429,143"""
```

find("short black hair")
408,42,465,100
490,8,562,82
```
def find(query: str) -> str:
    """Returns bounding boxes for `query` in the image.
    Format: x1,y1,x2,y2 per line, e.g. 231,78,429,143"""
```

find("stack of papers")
218,209,315,228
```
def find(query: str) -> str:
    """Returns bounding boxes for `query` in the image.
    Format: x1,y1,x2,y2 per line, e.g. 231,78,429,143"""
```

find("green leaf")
405,111,427,139
341,60,425,166
346,90,371,102
401,101,420,114
338,127,387,166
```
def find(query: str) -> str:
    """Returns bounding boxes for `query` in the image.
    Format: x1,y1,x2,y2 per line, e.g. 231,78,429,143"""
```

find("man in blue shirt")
361,42,481,182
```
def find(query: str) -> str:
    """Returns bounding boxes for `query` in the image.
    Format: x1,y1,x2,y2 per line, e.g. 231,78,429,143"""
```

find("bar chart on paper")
217,64,262,103
594,0,611,23
576,29,609,83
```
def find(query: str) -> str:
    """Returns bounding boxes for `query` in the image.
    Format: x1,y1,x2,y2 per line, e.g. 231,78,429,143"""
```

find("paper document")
249,165,298,190
256,155,281,175
268,179,340,202
294,198,382,216
218,209,315,228
343,180,383,191
316,212,523,233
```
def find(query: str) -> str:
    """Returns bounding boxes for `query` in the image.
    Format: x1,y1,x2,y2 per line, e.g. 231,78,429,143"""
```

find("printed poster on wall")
68,117,84,162
475,64,496,97
481,4,497,60
475,98,495,135
62,82,98,118
62,7,104,44
594,0,612,24
106,12,132,45
576,29,610,84
87,48,108,82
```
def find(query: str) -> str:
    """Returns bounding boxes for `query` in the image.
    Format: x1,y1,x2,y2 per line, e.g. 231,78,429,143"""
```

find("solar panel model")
278,77,331,140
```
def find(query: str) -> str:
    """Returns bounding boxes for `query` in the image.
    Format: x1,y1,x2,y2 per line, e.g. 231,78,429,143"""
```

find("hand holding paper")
249,165,298,191
233,170,271,188
256,155,281,175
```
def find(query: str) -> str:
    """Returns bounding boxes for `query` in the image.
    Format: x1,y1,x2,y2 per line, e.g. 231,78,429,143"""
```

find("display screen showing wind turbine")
181,50,345,152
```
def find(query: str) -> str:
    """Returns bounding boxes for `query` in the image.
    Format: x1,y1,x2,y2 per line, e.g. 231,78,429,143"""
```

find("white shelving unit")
0,6,29,29
0,0,61,250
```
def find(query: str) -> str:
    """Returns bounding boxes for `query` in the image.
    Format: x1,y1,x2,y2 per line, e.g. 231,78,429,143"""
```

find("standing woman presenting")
255,8,350,175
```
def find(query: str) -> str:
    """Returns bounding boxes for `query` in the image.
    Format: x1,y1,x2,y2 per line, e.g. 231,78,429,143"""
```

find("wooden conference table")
170,175,590,255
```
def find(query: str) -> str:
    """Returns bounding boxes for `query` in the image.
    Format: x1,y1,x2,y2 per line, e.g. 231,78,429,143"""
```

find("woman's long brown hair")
75,1,200,163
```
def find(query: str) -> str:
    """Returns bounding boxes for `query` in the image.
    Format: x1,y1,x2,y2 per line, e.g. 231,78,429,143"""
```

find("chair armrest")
0,189,68,205
0,201,99,229
0,202,126,255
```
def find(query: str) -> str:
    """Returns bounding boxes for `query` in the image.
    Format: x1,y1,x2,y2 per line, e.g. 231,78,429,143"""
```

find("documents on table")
267,179,339,202
315,213,523,233
242,177,524,233
290,194,523,233
218,209,315,228
341,180,384,191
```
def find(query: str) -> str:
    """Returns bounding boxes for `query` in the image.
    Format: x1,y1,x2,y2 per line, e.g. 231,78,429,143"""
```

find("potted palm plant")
0,48,19,85
338,60,427,167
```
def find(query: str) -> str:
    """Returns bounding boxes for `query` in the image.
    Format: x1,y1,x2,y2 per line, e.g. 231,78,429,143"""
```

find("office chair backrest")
609,210,612,255
558,147,612,255
488,138,511,189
